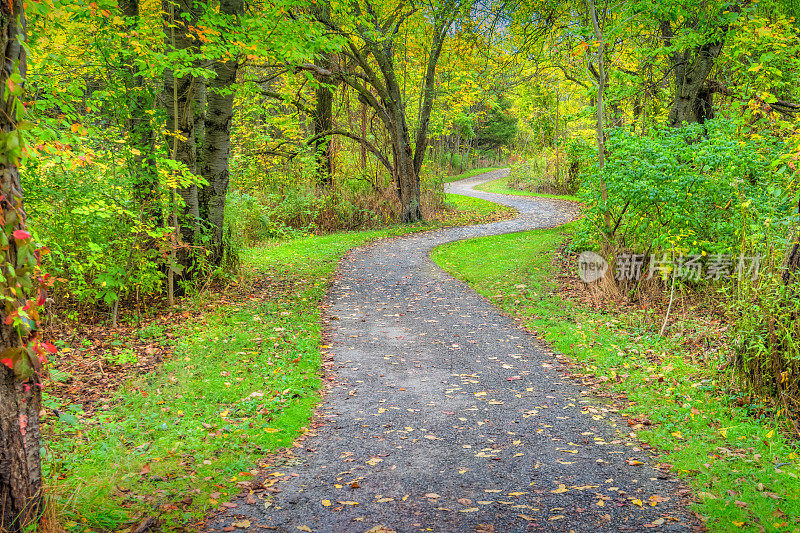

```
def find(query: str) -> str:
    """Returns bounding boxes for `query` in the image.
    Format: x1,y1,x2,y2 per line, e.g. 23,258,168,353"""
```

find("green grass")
474,175,580,202
444,192,515,221
44,197,511,531
432,225,800,533
443,166,504,183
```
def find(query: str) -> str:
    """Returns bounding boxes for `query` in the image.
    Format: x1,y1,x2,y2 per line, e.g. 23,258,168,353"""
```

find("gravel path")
206,170,696,532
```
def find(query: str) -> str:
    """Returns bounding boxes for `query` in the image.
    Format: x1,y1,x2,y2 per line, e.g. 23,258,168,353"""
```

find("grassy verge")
474,174,580,202
443,166,504,183
431,225,800,533
44,196,510,531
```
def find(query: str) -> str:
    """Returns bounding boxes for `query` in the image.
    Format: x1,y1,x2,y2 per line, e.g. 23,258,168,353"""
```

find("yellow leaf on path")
338,501,359,506
297,527,312,532
460,508,479,512
596,499,604,507
508,492,527,496
376,497,394,503
475,392,487,397
558,449,577,454
517,514,534,521
632,499,643,507
652,518,666,526
321,500,331,507
484,489,502,493
551,484,568,494
549,515,565,521
232,520,250,529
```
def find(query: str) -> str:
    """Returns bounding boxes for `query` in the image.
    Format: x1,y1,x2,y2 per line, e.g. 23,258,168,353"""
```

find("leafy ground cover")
474,174,580,202
42,188,511,531
432,225,800,533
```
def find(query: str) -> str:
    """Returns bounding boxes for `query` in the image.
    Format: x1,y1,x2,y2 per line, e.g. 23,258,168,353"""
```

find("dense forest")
2,0,800,530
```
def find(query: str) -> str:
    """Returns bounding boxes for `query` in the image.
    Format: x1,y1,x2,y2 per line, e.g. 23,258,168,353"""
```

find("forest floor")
43,170,800,532
204,170,700,532
40,179,514,531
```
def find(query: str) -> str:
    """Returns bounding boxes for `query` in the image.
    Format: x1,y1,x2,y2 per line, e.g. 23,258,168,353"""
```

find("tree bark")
118,0,159,222
199,0,243,264
588,0,612,235
660,19,724,126
413,13,451,177
0,2,44,530
164,0,199,239
312,53,334,186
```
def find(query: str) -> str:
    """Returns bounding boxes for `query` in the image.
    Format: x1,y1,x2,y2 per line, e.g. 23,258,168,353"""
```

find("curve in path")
207,169,695,532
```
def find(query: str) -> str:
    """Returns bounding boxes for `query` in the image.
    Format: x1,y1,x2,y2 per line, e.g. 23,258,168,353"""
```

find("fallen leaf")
139,463,151,476
232,520,250,529
648,495,669,506
549,515,564,521
457,498,472,505
459,508,479,512
338,501,359,506
631,499,643,507
425,493,441,499
297,526,312,532
517,514,534,521
321,500,331,507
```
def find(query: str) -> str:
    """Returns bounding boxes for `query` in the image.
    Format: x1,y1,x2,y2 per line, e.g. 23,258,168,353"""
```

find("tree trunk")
0,2,44,530
199,0,243,264
163,0,199,263
413,15,450,177
660,20,723,126
312,54,334,186
588,0,611,231
119,0,159,222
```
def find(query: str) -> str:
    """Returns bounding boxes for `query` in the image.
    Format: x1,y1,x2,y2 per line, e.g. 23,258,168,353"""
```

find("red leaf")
1,358,13,369
44,342,57,354
140,462,151,476
13,230,31,241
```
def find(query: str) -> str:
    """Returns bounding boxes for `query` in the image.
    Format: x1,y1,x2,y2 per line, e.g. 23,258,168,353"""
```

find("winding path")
207,170,695,532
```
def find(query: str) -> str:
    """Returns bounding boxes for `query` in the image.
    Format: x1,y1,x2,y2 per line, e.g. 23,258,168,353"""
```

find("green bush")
577,119,790,257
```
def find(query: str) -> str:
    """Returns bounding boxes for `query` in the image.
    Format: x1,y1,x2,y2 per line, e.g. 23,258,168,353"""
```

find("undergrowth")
42,180,510,531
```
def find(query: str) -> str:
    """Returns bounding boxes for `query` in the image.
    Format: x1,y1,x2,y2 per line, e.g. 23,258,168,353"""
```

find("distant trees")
311,0,460,222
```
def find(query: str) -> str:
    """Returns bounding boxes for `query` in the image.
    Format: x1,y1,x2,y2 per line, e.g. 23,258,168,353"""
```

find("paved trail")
207,170,696,532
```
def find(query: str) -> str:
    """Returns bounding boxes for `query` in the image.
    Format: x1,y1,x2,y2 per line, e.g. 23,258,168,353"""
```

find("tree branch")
307,128,394,174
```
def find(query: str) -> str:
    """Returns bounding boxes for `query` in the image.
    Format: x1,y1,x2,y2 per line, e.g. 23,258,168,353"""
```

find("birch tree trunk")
163,0,199,250
200,0,243,263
